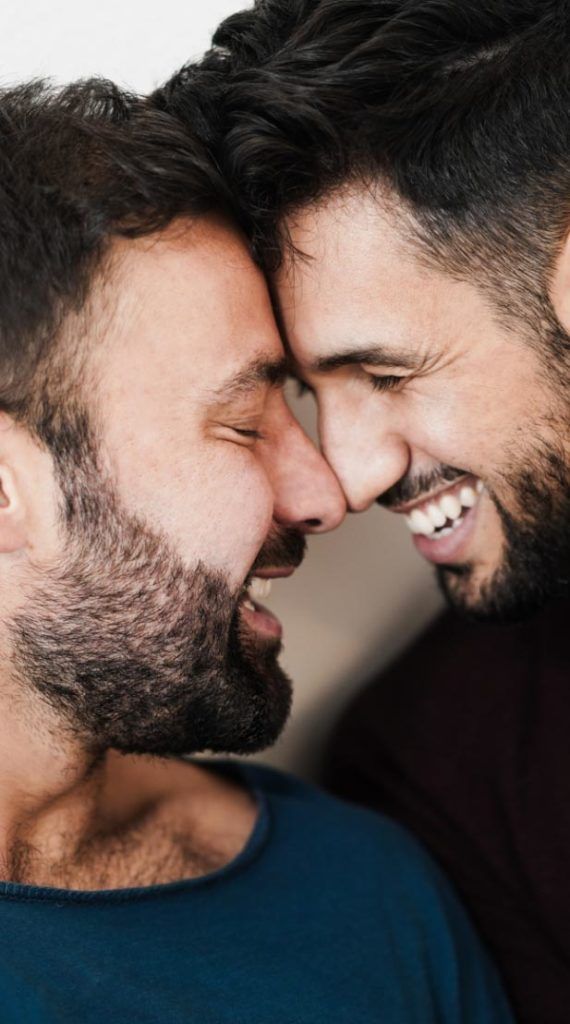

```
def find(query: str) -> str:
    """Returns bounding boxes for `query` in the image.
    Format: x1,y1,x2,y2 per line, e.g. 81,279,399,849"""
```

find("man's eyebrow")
211,356,288,401
310,346,422,373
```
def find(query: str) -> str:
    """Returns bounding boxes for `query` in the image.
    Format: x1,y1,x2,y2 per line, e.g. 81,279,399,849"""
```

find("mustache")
249,526,307,577
378,465,468,509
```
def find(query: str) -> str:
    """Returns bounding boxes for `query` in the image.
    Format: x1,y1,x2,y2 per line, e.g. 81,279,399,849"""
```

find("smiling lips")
241,475,486,629
399,475,484,540
240,568,296,640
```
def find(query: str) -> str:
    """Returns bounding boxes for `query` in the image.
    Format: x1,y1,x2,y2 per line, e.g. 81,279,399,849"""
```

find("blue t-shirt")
0,761,512,1023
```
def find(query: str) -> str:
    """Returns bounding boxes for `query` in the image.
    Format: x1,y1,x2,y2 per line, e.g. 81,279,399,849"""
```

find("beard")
439,439,570,622
9,421,304,758
441,308,570,621
379,430,569,622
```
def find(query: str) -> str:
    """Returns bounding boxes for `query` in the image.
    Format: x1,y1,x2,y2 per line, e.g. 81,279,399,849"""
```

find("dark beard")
438,442,570,622
10,429,303,757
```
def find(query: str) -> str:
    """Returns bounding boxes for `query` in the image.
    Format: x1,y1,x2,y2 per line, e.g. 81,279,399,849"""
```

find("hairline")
274,173,569,362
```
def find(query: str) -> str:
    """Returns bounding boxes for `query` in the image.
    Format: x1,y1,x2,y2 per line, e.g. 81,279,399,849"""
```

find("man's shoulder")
242,758,402,840
242,759,416,843
241,761,513,1021
241,760,451,897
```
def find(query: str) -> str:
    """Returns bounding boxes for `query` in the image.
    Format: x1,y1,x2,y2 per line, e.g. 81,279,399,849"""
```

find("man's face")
12,217,345,755
277,188,570,620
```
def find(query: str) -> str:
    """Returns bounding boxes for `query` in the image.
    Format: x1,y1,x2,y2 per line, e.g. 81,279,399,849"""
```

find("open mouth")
238,568,294,640
396,474,485,564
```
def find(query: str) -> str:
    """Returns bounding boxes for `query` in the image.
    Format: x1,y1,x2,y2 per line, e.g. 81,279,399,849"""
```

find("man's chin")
436,558,563,623
186,657,293,759
108,660,293,761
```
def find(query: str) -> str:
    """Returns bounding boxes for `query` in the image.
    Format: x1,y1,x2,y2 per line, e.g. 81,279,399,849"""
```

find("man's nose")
320,409,410,514
263,412,346,534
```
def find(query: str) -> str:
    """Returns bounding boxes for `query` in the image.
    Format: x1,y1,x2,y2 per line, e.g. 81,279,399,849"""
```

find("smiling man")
155,2,569,1020
280,194,552,622
0,77,515,1023
172,0,570,625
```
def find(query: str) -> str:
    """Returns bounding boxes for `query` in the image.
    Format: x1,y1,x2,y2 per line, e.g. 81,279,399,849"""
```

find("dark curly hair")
0,77,229,462
155,0,570,361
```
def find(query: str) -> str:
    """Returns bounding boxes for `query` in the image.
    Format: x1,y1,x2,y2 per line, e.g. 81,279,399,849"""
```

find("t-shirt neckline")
0,759,270,905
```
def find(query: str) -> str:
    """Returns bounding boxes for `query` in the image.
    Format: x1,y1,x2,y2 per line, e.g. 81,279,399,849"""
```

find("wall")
265,391,442,776
0,0,240,92
0,0,444,776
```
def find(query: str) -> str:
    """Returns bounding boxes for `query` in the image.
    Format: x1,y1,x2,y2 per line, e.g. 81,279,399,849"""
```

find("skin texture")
277,187,570,618
0,216,346,888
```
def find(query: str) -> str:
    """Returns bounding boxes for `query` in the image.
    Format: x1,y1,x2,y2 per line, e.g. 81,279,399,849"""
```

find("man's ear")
0,413,51,555
0,462,27,552
549,231,570,330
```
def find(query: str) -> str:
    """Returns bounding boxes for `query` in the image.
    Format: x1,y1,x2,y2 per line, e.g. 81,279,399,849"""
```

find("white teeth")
426,502,447,529
460,485,477,508
242,599,256,612
405,479,484,538
249,577,272,600
407,508,435,536
439,494,462,521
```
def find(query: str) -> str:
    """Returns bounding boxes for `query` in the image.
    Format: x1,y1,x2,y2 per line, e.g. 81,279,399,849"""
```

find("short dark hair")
0,78,229,458
158,0,570,360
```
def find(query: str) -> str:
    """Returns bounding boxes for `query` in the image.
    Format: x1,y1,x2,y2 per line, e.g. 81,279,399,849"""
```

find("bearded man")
154,1,569,1020
0,77,513,1022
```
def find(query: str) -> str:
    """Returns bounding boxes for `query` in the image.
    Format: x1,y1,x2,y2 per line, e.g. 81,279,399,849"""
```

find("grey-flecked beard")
10,418,294,757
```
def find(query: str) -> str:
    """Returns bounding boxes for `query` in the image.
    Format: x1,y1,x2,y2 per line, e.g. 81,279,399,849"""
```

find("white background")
0,0,443,775
0,0,241,92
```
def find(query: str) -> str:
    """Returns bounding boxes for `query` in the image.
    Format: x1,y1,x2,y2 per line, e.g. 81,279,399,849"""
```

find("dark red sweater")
323,599,570,1024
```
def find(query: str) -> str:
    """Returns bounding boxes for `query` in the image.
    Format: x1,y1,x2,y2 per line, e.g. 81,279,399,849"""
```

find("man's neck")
0,689,256,890
0,688,108,883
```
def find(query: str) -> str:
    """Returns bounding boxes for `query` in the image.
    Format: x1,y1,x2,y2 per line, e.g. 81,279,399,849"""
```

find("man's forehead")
282,306,429,373
274,186,449,358
91,213,286,391
276,240,474,375
278,186,411,286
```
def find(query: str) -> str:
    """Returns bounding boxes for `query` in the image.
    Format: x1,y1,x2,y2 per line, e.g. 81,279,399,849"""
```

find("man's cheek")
411,401,497,478
207,464,274,587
